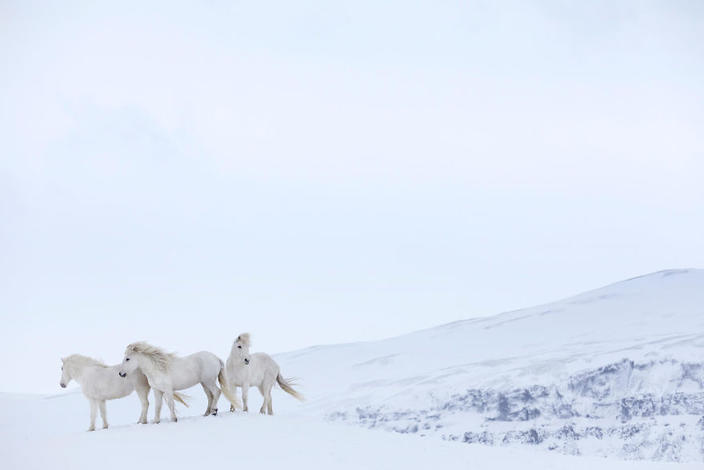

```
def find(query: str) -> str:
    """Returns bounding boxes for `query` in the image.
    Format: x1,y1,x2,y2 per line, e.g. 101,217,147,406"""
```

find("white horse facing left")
118,341,241,423
60,354,151,431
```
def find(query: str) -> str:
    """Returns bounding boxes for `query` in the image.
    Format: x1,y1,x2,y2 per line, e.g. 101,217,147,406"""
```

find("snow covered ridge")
329,358,704,461
276,269,704,462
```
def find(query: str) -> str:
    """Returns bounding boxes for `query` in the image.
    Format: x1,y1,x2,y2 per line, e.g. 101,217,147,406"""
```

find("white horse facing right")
224,333,303,415
118,341,240,423
60,354,152,431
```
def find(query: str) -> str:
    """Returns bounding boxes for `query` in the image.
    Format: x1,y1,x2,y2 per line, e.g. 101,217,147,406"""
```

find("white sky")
1,1,703,393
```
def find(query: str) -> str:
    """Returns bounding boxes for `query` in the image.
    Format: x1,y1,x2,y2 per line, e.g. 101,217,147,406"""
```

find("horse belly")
107,382,134,400
170,358,203,391
171,375,200,391
86,370,134,400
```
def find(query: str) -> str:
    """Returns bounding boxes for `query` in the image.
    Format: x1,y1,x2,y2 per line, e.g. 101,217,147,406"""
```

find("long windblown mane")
236,333,251,348
63,354,108,369
125,341,176,371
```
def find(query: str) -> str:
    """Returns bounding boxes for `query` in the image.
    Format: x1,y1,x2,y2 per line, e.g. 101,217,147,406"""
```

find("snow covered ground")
2,269,703,467
1,392,699,470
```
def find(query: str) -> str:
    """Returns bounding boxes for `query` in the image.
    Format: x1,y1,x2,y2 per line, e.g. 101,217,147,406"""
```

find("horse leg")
88,400,97,432
258,385,266,414
136,385,149,424
242,384,250,413
201,383,214,416
205,379,221,416
153,390,163,424
266,385,273,416
229,386,238,413
164,391,178,422
99,400,108,429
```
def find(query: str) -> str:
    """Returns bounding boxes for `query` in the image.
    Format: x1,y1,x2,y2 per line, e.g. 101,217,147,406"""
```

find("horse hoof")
212,408,218,416
173,418,178,423
103,425,109,429
87,428,95,432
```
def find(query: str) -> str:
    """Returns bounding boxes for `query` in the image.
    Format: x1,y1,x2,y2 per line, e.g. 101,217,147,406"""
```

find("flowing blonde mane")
125,341,176,371
236,333,251,348
63,354,108,370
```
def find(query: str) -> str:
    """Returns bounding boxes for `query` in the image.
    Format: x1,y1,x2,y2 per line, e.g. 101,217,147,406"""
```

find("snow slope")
273,269,704,461
1,269,703,467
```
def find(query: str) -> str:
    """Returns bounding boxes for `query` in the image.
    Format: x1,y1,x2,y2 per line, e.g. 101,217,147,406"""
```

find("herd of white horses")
59,333,303,431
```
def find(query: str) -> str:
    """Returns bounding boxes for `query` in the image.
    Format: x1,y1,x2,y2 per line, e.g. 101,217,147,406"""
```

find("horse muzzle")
244,358,250,365
60,382,66,388
118,372,127,378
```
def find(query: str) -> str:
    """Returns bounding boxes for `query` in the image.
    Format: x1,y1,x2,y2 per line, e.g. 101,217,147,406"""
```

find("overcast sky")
1,1,703,393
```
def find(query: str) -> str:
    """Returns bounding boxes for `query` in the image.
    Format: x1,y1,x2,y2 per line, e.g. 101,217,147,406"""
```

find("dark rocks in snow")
462,431,494,445
328,358,704,462
502,428,544,445
620,395,658,421
583,426,603,439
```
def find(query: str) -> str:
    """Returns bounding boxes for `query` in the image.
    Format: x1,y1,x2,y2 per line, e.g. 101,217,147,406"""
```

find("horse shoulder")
226,353,242,371
225,358,248,384
130,369,150,388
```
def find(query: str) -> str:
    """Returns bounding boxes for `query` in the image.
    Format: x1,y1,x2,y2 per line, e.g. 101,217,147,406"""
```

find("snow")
273,269,704,406
0,392,698,470
270,269,704,461
2,269,703,467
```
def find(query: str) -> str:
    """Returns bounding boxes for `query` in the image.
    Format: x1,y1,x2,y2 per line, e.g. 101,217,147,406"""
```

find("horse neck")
67,362,91,385
135,354,161,377
228,350,249,370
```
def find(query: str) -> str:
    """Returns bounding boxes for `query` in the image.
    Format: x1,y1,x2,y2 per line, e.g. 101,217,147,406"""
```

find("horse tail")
173,392,190,407
218,367,242,410
276,374,304,401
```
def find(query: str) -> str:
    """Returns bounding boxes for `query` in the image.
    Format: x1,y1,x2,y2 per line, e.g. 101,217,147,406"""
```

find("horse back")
178,351,223,381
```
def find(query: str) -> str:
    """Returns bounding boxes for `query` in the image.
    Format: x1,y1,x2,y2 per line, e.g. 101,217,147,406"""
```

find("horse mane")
125,341,176,371
236,333,251,348
63,354,108,369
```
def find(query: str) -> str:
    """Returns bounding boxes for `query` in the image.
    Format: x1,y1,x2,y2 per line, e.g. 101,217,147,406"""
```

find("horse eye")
126,358,130,361
237,345,242,349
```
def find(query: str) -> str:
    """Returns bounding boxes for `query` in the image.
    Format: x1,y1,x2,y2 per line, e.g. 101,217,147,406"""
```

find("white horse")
60,354,152,431
118,341,240,423
224,333,303,415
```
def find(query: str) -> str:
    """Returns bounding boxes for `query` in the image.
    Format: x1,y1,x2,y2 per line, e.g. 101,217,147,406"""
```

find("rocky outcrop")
327,358,704,462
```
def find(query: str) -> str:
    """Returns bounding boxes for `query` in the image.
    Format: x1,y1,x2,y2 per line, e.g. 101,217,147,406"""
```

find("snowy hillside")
2,269,703,468
274,269,704,462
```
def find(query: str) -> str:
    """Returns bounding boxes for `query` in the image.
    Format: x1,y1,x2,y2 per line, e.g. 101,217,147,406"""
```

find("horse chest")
228,364,250,385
